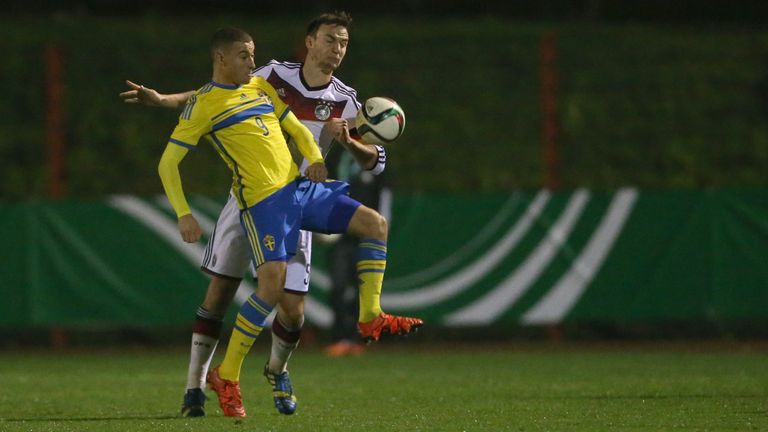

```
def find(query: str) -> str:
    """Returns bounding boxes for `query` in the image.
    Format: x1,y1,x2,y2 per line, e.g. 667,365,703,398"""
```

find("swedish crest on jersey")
263,234,276,251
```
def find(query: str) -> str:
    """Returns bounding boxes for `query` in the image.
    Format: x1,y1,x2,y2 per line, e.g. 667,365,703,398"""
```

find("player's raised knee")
362,208,388,239
347,205,388,239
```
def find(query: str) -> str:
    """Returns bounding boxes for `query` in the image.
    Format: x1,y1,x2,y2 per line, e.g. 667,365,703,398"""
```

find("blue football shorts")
240,177,361,267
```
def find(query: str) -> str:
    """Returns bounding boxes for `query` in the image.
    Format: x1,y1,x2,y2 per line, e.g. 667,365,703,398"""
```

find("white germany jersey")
252,60,384,174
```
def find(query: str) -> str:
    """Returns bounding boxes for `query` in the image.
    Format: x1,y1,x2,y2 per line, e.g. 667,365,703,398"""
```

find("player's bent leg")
345,206,426,342
345,206,387,323
345,204,387,241
301,183,425,343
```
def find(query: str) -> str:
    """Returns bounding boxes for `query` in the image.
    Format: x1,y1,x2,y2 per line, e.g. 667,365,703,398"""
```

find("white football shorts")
200,194,311,294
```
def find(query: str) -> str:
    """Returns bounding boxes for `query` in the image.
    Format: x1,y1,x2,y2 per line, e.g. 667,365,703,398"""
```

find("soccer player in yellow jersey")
124,12,393,418
157,27,423,418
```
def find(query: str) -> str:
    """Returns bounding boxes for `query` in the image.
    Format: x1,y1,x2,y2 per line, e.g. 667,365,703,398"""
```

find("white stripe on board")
443,190,590,326
109,195,203,263
384,192,523,290
155,195,216,235
381,191,551,310
42,208,159,312
521,188,638,325
308,269,331,292
108,195,334,328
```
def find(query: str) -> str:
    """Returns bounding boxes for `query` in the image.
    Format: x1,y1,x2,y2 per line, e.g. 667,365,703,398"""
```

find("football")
355,97,406,145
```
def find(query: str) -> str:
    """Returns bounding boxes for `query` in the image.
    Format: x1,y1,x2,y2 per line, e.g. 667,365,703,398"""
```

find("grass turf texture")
0,343,766,431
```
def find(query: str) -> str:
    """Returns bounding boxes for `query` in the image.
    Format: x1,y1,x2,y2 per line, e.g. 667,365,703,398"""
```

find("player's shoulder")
329,76,361,107
193,82,218,97
252,59,302,78
184,81,241,118
178,82,217,120
187,82,220,107
248,75,276,92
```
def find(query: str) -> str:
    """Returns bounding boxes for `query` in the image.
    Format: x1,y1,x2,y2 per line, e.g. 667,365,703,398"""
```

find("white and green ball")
355,97,406,145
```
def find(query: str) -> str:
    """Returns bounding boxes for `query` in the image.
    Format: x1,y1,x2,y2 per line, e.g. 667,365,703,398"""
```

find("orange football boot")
206,365,246,417
358,312,424,344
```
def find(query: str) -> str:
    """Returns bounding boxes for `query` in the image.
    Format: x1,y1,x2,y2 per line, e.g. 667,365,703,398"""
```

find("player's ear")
305,34,314,49
213,49,224,64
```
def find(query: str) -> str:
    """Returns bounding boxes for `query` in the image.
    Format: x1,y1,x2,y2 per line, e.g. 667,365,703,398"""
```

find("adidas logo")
240,93,248,100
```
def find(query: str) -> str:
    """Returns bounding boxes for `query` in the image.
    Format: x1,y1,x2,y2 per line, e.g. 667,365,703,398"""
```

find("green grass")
0,343,767,431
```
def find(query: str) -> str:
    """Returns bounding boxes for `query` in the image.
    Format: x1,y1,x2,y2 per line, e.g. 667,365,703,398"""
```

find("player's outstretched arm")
321,118,380,171
120,80,194,109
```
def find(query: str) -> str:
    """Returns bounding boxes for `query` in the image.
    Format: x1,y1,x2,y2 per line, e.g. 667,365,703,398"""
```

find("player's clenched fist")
333,119,352,145
178,214,202,243
305,162,328,183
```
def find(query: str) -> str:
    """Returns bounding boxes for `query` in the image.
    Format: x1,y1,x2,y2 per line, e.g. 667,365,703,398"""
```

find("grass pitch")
0,342,766,431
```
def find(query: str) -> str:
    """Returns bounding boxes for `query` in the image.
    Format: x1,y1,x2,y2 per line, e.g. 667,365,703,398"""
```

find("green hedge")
1,16,767,199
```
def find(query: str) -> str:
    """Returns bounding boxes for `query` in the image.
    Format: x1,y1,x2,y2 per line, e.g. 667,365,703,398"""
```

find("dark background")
1,0,767,198
7,0,768,24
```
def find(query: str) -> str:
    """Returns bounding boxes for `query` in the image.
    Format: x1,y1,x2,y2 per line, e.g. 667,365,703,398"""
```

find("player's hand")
333,119,353,145
322,118,347,140
178,214,202,243
120,80,164,106
305,162,328,183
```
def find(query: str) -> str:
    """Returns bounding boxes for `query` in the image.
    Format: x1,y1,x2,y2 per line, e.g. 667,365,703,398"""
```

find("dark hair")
306,11,352,37
210,27,253,58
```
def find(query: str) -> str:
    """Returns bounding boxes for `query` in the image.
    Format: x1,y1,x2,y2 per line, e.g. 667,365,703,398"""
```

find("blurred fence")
3,190,768,329
1,16,768,200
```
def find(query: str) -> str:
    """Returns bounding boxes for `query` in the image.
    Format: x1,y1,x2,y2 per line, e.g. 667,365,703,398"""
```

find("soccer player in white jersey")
121,12,421,418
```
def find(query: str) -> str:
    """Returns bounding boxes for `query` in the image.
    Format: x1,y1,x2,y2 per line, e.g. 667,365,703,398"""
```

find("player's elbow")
157,156,169,179
157,153,176,184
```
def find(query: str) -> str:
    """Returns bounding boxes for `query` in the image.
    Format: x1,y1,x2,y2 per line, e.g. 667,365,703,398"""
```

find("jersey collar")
299,63,332,92
210,81,242,90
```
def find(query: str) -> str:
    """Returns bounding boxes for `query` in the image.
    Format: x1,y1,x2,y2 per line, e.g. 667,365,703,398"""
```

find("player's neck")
301,62,332,88
211,70,238,87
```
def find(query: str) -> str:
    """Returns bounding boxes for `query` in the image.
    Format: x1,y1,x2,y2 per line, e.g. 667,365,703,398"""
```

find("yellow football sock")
357,240,387,322
218,294,272,381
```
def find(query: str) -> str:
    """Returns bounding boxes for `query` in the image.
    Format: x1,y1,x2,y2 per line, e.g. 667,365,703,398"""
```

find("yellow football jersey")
166,76,322,210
